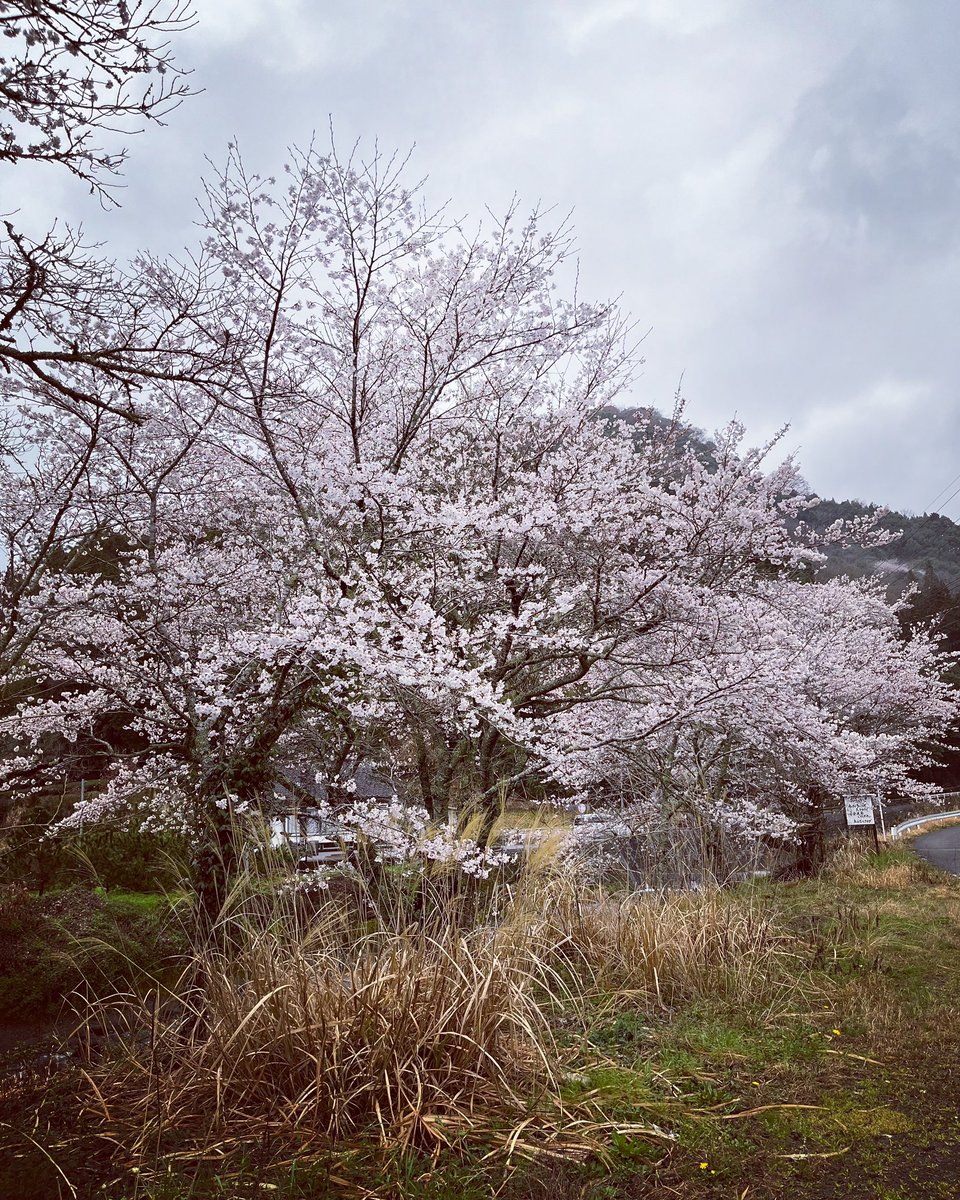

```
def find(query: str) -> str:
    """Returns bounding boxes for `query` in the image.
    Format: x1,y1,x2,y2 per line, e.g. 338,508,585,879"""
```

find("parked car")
572,810,631,842
294,837,347,870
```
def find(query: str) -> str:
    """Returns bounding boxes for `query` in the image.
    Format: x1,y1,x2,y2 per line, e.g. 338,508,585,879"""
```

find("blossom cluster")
335,799,518,879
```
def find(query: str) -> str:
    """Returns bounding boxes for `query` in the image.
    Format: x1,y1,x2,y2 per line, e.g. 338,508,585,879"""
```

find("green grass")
102,889,189,914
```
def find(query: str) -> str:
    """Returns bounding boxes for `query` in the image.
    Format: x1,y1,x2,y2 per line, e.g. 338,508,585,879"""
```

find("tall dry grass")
73,861,843,1177
527,880,810,1010
79,879,568,1163
825,836,943,890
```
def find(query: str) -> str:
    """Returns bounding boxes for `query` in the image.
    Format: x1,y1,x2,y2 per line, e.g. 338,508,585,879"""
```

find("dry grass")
79,903,566,1166
529,882,811,1010
489,807,574,834
825,837,943,890
9,836,959,1200
895,814,960,842
66,865,857,1186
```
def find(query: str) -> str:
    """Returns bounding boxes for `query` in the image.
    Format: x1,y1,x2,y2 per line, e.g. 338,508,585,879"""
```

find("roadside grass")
826,838,947,889
894,813,960,842
630,841,960,1199
3,839,960,1198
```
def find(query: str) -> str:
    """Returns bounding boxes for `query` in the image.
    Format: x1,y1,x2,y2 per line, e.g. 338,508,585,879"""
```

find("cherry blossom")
4,143,955,905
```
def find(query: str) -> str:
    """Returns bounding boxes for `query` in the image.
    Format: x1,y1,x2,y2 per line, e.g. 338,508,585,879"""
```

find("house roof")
274,762,397,811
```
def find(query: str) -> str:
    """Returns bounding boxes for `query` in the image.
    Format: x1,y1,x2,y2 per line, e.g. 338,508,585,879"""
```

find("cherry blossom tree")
561,573,957,878
0,1,220,420
359,414,819,830
4,141,956,911
1,143,638,911
0,0,195,192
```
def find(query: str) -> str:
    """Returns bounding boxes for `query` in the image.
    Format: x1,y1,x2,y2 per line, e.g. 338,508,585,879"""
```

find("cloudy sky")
17,0,960,514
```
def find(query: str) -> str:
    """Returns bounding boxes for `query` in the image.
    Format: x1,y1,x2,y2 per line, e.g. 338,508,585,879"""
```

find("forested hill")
805,498,960,594
608,405,960,598
806,498,960,788
607,406,960,665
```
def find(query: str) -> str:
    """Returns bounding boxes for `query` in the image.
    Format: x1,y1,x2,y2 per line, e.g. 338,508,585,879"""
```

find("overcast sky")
16,0,960,515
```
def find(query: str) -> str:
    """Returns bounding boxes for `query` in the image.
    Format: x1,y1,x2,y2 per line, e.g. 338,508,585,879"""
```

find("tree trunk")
192,796,238,932
795,787,826,876
413,732,439,819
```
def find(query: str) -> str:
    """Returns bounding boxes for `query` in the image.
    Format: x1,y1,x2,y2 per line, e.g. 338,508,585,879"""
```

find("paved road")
912,823,960,875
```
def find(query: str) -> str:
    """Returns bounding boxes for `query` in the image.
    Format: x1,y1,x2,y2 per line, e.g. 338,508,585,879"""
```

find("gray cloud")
25,0,960,518
779,51,960,258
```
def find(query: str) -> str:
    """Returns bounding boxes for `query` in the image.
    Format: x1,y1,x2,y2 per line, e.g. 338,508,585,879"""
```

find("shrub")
0,819,190,894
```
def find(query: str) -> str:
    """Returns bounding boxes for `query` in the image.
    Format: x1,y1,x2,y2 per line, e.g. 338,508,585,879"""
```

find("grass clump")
114,911,556,1148
73,876,587,1183
534,881,812,1010
69,871,817,1185
825,838,945,890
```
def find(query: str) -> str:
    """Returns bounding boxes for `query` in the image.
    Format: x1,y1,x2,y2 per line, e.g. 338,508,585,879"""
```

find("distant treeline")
806,498,960,594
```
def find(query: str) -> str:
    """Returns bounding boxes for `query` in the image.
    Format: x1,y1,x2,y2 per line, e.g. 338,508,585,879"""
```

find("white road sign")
844,796,875,826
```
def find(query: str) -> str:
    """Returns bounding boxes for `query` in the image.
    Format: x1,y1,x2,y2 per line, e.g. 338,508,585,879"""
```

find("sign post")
844,795,878,850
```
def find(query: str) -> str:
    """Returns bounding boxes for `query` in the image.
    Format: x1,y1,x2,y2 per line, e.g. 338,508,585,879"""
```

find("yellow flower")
832,1028,841,1036
700,1162,709,1169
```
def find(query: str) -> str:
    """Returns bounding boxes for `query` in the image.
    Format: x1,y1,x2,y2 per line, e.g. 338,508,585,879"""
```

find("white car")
572,811,631,840
294,837,347,870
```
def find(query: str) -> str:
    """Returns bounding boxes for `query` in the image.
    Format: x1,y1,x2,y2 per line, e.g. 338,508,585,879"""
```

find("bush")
0,799,190,894
74,827,191,892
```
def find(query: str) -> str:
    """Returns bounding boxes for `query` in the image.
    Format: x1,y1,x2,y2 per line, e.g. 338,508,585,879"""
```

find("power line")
921,467,960,515
886,473,960,559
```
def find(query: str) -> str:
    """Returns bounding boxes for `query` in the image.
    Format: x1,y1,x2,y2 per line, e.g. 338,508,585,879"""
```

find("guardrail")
890,810,960,840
